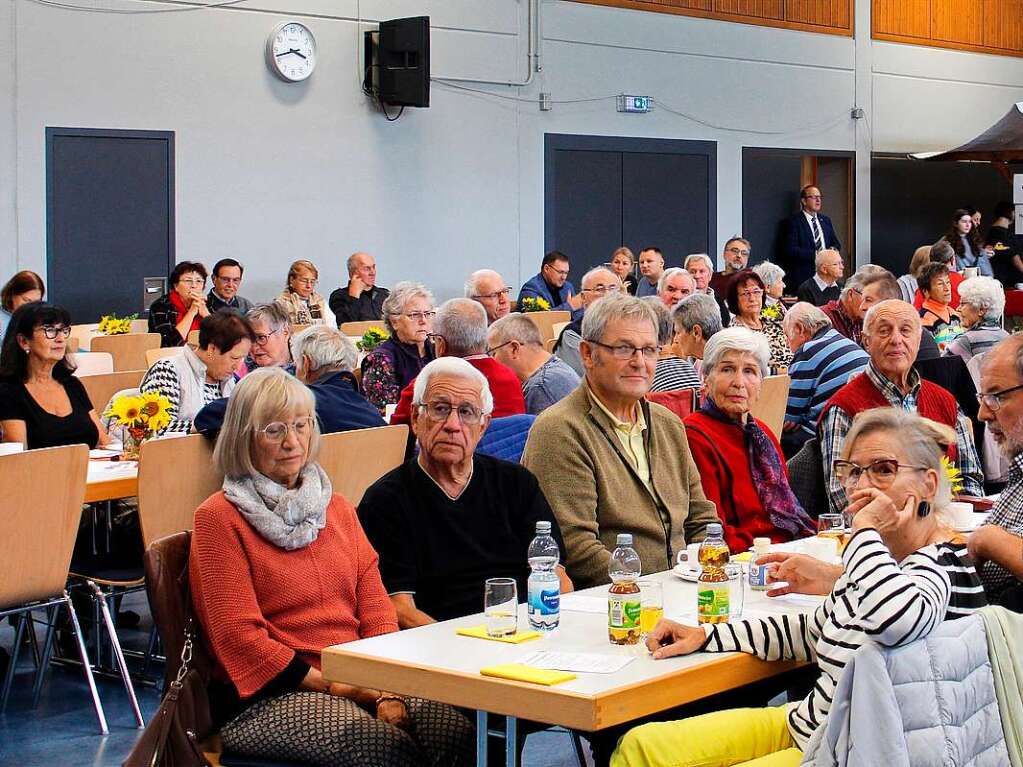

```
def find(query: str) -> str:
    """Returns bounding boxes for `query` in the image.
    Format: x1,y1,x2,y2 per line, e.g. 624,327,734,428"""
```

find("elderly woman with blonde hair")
190,366,472,766
613,408,984,767
275,259,336,327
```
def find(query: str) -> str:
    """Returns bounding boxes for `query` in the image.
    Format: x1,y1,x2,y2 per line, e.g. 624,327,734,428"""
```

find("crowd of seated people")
5,205,1023,767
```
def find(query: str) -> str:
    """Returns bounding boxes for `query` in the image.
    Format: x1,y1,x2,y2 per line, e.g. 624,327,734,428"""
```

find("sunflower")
941,455,964,495
106,394,144,426
138,391,173,432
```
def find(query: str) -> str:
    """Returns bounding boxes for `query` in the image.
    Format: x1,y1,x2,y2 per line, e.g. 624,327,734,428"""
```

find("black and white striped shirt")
650,356,700,393
140,358,221,435
701,528,982,749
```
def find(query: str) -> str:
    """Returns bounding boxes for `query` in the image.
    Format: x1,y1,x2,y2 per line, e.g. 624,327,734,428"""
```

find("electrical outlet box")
851,107,865,119
617,95,650,113
539,92,552,111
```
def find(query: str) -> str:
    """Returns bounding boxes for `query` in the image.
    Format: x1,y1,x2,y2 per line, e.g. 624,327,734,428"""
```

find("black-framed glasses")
253,327,281,346
255,416,315,443
37,325,72,340
590,340,660,361
832,459,928,489
417,401,484,425
472,288,512,301
977,383,1023,412
486,340,514,357
726,247,751,257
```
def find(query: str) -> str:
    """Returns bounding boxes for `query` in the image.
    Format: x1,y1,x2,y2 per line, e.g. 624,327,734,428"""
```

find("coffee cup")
676,542,702,571
946,501,975,530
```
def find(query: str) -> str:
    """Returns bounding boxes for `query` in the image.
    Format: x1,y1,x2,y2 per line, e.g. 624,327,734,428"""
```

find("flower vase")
122,426,147,461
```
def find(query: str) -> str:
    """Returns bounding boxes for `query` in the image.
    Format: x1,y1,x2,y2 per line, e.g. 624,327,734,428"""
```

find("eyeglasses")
832,459,928,488
486,340,514,356
397,310,436,322
804,195,822,200
977,382,1023,412
545,266,570,277
37,325,72,340
472,288,511,301
216,276,241,284
417,401,484,425
293,277,317,286
179,277,205,287
726,247,751,257
590,340,660,361
253,327,281,346
582,284,621,295
255,416,315,443
738,288,764,299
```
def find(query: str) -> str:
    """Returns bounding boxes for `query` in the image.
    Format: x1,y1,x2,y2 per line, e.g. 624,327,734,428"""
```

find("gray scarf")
224,463,333,550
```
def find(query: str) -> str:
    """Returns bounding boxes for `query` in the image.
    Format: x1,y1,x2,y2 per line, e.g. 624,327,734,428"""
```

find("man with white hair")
657,268,695,309
194,326,384,435
328,251,389,324
464,269,511,325
796,249,844,307
781,302,867,456
523,293,718,589
389,298,525,425
359,356,571,626
969,335,1023,607
685,253,731,328
818,299,983,513
487,313,580,414
554,266,622,376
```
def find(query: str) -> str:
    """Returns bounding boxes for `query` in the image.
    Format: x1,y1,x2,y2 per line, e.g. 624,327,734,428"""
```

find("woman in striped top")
612,409,985,767
944,275,1008,366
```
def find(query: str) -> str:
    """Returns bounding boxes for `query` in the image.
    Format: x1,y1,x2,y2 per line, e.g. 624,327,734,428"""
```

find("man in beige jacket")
522,293,718,589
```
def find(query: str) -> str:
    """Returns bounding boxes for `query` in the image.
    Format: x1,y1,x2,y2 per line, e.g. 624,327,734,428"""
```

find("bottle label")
529,588,560,616
697,582,730,620
748,563,769,591
608,597,641,629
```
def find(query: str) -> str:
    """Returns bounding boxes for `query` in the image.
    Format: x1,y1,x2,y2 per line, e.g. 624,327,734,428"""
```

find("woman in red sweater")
190,367,472,766
684,328,816,552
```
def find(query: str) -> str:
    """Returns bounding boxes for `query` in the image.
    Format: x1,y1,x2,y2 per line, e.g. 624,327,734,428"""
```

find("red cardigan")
390,355,527,425
683,411,795,553
190,491,398,699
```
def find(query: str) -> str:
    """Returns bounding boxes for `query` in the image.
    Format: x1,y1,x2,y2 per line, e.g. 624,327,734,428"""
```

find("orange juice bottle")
697,524,731,625
608,534,642,645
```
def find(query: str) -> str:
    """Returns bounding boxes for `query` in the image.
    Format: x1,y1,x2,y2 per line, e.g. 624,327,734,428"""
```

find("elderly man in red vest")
818,299,983,514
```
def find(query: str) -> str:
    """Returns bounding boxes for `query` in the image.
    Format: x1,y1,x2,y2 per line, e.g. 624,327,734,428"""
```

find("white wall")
2,0,1022,315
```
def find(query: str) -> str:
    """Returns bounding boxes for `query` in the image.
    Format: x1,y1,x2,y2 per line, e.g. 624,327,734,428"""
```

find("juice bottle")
747,537,771,592
608,533,642,645
697,524,731,625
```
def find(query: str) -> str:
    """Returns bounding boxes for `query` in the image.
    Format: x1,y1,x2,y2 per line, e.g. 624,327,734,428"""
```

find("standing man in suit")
783,185,841,289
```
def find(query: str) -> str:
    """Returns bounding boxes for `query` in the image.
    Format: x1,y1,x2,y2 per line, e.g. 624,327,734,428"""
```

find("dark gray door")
46,128,175,324
741,149,803,268
545,134,717,282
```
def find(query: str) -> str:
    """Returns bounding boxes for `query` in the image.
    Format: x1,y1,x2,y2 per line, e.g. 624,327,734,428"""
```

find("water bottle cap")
536,521,552,534
752,537,771,550
616,533,633,546
706,523,722,536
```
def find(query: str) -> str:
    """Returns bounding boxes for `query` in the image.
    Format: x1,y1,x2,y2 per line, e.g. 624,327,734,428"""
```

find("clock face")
267,22,316,82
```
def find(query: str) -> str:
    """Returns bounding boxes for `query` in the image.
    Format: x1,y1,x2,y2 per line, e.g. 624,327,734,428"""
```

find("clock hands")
275,48,308,60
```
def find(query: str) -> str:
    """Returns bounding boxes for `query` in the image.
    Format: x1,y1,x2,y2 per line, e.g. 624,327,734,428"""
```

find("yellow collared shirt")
586,384,651,491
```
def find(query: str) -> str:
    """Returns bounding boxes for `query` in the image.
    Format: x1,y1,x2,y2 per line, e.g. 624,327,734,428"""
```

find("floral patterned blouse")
360,339,434,411
734,313,793,372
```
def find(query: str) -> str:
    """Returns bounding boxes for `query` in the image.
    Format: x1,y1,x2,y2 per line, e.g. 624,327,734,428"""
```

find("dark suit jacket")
782,212,841,288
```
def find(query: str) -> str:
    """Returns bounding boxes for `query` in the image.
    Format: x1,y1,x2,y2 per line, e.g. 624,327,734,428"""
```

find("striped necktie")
811,215,824,251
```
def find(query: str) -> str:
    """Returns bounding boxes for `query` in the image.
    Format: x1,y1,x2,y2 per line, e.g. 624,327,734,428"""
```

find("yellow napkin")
733,551,753,562
455,625,542,644
480,663,576,686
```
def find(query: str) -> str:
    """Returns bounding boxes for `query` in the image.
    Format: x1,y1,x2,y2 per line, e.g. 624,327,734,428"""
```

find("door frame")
45,126,176,303
544,133,717,255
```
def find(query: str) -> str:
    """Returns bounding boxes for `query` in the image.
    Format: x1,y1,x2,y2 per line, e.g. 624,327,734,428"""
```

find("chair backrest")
786,437,827,518
751,373,790,440
78,370,147,415
340,320,386,336
544,338,558,353
476,414,536,463
146,346,184,368
137,434,221,547
551,321,569,341
317,425,408,506
524,311,572,344
71,351,114,376
646,389,698,422
130,319,149,333
91,332,161,371
186,329,200,349
70,323,99,350
0,445,89,607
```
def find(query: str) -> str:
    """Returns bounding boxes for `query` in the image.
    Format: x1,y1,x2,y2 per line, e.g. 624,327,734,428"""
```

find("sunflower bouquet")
97,313,138,335
105,391,173,459
942,455,965,495
357,327,389,352
760,302,783,322
518,296,551,313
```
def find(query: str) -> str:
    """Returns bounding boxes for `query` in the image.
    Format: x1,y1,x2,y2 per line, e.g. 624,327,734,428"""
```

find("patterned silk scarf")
700,398,816,538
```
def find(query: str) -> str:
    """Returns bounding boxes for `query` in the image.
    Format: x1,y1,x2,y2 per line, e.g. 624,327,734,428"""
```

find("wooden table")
322,569,820,766
85,458,139,503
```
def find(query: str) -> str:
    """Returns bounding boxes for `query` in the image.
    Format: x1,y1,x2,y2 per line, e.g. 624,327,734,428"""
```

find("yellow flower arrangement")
760,302,783,322
357,326,389,353
97,313,138,335
518,296,551,313
105,390,173,458
942,455,964,495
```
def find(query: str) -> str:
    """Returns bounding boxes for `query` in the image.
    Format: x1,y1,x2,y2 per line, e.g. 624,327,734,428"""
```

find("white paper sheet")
517,650,636,674
558,594,609,614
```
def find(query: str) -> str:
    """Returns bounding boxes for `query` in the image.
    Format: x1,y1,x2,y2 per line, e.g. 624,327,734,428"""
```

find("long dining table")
85,456,139,503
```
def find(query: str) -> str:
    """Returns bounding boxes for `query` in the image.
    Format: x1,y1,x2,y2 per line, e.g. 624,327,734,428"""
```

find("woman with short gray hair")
671,294,722,379
191,367,472,766
683,327,815,552
944,275,1009,364
361,281,436,410
642,298,700,392
752,261,787,313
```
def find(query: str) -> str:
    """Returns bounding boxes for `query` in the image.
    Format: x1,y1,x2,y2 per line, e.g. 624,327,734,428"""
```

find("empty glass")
724,562,745,620
484,578,518,637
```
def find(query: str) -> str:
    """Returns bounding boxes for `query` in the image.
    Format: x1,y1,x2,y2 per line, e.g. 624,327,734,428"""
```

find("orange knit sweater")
190,491,398,699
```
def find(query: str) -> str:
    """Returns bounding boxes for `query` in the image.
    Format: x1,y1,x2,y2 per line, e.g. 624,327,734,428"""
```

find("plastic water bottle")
527,521,561,632
608,533,642,645
697,524,731,624
748,537,771,592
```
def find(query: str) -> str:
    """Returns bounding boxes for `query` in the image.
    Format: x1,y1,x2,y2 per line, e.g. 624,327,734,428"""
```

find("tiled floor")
0,593,590,767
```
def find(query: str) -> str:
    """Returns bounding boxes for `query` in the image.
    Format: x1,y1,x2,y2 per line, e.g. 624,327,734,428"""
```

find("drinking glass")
484,578,518,637
639,580,664,637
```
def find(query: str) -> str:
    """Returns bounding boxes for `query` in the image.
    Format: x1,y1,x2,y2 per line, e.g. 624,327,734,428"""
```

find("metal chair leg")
64,591,108,736
570,730,588,767
0,612,27,713
89,581,144,728
31,605,58,708
140,625,159,680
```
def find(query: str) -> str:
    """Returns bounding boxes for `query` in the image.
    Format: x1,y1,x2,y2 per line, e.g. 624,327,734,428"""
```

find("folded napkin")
456,625,541,644
479,663,576,686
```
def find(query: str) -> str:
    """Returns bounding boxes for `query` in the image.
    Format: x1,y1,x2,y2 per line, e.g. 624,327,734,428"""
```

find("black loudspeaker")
376,16,430,108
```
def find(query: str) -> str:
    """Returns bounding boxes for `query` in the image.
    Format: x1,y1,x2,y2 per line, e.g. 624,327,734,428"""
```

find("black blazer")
782,212,841,288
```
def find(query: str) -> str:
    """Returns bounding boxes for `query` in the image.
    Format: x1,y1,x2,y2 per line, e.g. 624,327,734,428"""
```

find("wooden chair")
318,425,409,506
646,389,699,422
340,320,386,336
551,320,569,341
68,336,81,353
71,352,114,376
0,445,109,732
137,434,220,545
78,370,146,415
145,346,184,368
186,330,200,349
544,338,558,352
524,311,571,344
92,332,161,372
70,323,99,350
130,319,149,333
290,323,311,336
751,373,790,440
